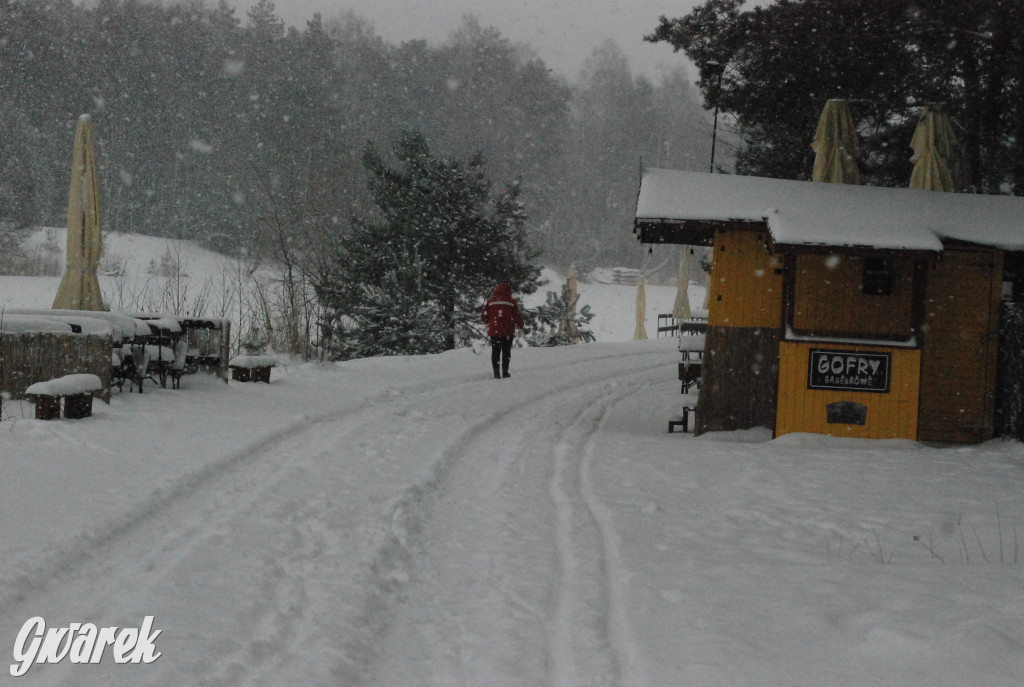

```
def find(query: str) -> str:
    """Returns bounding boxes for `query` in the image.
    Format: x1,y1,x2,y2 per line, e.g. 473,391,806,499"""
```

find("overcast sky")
230,0,705,80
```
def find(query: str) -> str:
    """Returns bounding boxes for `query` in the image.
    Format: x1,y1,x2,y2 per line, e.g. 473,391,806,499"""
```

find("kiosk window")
863,258,894,295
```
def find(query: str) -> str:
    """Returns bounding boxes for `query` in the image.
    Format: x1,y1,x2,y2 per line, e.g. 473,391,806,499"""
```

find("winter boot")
493,366,501,379
502,367,511,378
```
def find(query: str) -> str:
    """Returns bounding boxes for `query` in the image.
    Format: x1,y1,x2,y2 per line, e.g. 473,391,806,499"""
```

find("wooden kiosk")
634,169,1024,443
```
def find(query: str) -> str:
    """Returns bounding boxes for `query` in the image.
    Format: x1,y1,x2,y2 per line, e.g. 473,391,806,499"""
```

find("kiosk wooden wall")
790,254,917,340
776,342,920,439
697,227,783,434
918,247,1003,443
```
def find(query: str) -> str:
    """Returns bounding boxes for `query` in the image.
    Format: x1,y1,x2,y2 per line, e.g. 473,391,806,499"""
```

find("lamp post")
707,61,726,174
704,60,729,173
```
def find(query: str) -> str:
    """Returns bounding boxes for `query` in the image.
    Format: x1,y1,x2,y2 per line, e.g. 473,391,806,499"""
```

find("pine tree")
525,283,596,346
318,130,542,358
331,253,450,358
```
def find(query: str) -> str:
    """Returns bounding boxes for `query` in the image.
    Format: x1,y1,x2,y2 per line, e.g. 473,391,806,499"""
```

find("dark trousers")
490,336,513,375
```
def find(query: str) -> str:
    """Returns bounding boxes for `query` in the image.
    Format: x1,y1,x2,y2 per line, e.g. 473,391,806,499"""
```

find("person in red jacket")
482,281,524,379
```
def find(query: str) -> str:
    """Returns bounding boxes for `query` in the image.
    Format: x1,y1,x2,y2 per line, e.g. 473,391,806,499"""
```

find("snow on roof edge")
635,168,1024,252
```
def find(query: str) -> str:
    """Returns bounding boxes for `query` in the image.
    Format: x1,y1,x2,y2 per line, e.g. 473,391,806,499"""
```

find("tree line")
0,0,712,273
647,0,1024,193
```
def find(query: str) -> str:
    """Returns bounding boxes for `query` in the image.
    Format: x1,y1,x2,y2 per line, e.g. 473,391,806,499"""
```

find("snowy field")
1,235,1023,685
2,229,692,344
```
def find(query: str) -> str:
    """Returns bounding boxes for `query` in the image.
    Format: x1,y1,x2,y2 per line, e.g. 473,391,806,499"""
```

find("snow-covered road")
3,338,1023,686
364,357,662,687
3,342,672,686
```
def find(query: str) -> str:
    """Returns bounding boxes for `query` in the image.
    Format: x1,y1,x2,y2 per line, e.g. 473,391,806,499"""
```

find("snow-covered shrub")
525,283,595,346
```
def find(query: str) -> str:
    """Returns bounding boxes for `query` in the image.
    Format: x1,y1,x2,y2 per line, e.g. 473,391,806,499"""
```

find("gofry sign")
807,349,891,393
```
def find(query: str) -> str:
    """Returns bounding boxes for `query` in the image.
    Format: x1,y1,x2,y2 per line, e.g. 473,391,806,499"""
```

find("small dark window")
863,258,894,295
827,401,867,425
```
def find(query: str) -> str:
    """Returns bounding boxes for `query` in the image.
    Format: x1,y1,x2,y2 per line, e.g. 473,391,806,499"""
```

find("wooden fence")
611,267,641,285
0,332,112,403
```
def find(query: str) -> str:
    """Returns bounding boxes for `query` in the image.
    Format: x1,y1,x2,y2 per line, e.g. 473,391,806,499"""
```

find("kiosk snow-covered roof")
635,168,1024,253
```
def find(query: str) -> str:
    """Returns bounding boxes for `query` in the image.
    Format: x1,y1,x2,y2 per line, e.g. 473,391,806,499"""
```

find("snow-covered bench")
25,374,104,420
228,355,277,383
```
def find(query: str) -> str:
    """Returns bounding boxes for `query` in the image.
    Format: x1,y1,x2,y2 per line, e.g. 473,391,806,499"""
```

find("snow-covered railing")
2,308,143,342
611,267,641,285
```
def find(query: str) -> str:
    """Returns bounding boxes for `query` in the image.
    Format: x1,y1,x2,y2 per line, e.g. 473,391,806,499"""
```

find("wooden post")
34,395,61,420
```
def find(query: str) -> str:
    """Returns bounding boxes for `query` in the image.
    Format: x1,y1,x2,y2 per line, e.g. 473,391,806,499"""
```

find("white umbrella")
633,277,648,340
910,106,961,192
53,114,104,311
672,251,692,320
811,99,861,185
566,264,579,342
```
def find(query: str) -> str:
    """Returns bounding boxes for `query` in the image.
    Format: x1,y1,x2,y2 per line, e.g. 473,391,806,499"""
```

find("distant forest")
0,0,713,270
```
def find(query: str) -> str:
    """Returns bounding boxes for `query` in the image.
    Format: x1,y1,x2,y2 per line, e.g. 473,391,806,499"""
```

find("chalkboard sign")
808,349,891,393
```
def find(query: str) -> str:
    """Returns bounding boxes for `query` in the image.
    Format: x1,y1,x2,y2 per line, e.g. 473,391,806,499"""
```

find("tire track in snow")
358,358,666,687
7,365,574,686
578,390,653,687
357,351,670,687
548,375,655,687
5,383,489,686
0,347,642,615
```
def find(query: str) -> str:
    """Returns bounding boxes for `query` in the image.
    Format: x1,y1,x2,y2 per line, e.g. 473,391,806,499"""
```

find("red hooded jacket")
482,282,524,338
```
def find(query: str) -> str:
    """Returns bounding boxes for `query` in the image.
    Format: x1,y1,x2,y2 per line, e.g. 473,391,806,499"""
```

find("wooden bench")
678,331,705,394
668,405,696,433
678,360,702,394
25,374,104,420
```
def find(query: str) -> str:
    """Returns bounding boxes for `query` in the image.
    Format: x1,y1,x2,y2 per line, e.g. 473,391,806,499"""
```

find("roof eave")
634,217,763,246
769,240,941,258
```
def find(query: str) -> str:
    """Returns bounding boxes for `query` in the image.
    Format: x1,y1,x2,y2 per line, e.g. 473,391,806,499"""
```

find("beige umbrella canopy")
563,264,580,342
910,106,961,192
53,114,104,311
811,99,861,184
633,277,648,341
672,251,692,320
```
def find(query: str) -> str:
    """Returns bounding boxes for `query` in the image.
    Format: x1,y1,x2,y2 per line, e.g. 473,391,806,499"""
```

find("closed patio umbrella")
811,99,861,184
910,106,961,192
672,251,692,320
565,264,579,342
633,277,648,340
53,114,104,311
